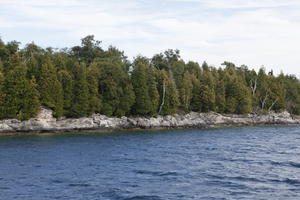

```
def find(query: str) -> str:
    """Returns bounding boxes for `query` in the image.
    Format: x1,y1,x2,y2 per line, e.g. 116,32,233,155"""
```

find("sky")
0,0,300,76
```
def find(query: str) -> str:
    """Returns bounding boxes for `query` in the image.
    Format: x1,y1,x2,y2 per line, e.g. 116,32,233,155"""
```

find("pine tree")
131,63,152,115
69,63,88,117
215,80,226,113
157,70,179,115
147,67,160,116
100,76,118,116
39,57,64,117
191,83,202,112
235,81,252,114
58,70,73,116
191,70,216,112
115,81,135,117
0,64,40,120
180,71,193,111
87,63,101,115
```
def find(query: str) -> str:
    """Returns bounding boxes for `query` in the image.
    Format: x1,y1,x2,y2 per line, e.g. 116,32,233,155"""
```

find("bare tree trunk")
250,78,257,96
268,98,278,112
158,81,166,115
260,94,268,110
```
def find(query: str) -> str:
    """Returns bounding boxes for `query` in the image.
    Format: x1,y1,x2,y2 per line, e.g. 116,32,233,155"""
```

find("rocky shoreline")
0,107,299,135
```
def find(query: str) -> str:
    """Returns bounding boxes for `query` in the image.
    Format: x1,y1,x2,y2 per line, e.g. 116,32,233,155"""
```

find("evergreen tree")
69,63,89,117
39,57,64,117
131,63,152,115
235,81,252,114
215,79,226,113
0,64,40,120
147,67,160,116
191,70,215,112
87,63,101,115
100,76,118,116
115,80,135,117
157,70,179,115
0,36,299,120
58,70,73,116
186,61,201,79
180,71,193,111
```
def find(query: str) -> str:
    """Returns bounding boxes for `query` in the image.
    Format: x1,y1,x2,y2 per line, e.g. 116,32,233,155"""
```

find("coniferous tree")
58,70,73,116
215,79,226,113
0,64,40,120
180,71,193,111
131,63,152,115
191,70,215,112
235,80,252,114
0,36,300,120
157,70,179,115
115,80,135,117
69,63,88,117
147,67,160,116
87,63,101,115
39,57,64,117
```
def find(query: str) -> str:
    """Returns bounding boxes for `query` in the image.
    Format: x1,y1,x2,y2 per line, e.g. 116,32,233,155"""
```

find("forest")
0,35,299,120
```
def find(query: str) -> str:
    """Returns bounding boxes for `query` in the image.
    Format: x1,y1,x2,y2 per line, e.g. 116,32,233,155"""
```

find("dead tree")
250,78,257,96
268,98,279,112
158,81,166,115
260,93,268,110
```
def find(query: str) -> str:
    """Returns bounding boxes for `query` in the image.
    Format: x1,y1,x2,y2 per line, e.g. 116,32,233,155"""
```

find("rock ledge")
0,107,299,134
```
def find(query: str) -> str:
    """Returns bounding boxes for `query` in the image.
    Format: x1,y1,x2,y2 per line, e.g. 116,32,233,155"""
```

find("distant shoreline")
0,108,299,136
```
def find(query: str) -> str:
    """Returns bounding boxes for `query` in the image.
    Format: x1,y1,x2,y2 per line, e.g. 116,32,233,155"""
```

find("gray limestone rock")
0,107,299,134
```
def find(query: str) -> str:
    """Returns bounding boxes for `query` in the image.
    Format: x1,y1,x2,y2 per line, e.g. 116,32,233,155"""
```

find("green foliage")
69,63,89,118
215,80,226,113
115,81,135,117
39,57,64,117
147,68,160,116
58,70,73,116
71,35,103,63
157,70,179,115
191,84,215,112
0,64,40,120
87,63,101,115
131,62,153,115
0,36,299,120
180,72,194,111
191,70,216,112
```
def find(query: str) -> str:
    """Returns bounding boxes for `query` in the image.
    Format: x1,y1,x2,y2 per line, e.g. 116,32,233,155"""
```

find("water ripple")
1,126,300,199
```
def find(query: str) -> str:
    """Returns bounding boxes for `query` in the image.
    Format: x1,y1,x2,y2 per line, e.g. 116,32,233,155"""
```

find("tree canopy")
0,35,299,120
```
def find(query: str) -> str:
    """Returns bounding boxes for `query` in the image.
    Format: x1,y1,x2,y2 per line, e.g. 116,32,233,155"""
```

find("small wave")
289,162,300,168
207,174,265,183
283,178,300,186
68,183,91,187
269,178,300,186
51,179,64,184
270,160,300,168
101,188,124,199
123,195,162,200
134,170,179,177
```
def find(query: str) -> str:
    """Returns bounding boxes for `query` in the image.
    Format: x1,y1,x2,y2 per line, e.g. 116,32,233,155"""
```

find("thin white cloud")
175,0,300,9
0,0,300,76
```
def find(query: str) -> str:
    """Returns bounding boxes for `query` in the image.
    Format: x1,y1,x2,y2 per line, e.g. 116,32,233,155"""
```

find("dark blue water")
1,126,300,199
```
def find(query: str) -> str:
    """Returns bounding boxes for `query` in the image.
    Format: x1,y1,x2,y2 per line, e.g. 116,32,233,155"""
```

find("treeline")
0,35,299,120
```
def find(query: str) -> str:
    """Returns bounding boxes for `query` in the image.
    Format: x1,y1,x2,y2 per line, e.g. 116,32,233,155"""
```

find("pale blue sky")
1,0,300,75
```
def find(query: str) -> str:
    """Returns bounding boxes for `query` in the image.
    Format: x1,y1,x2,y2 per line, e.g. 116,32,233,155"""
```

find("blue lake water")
1,126,300,199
